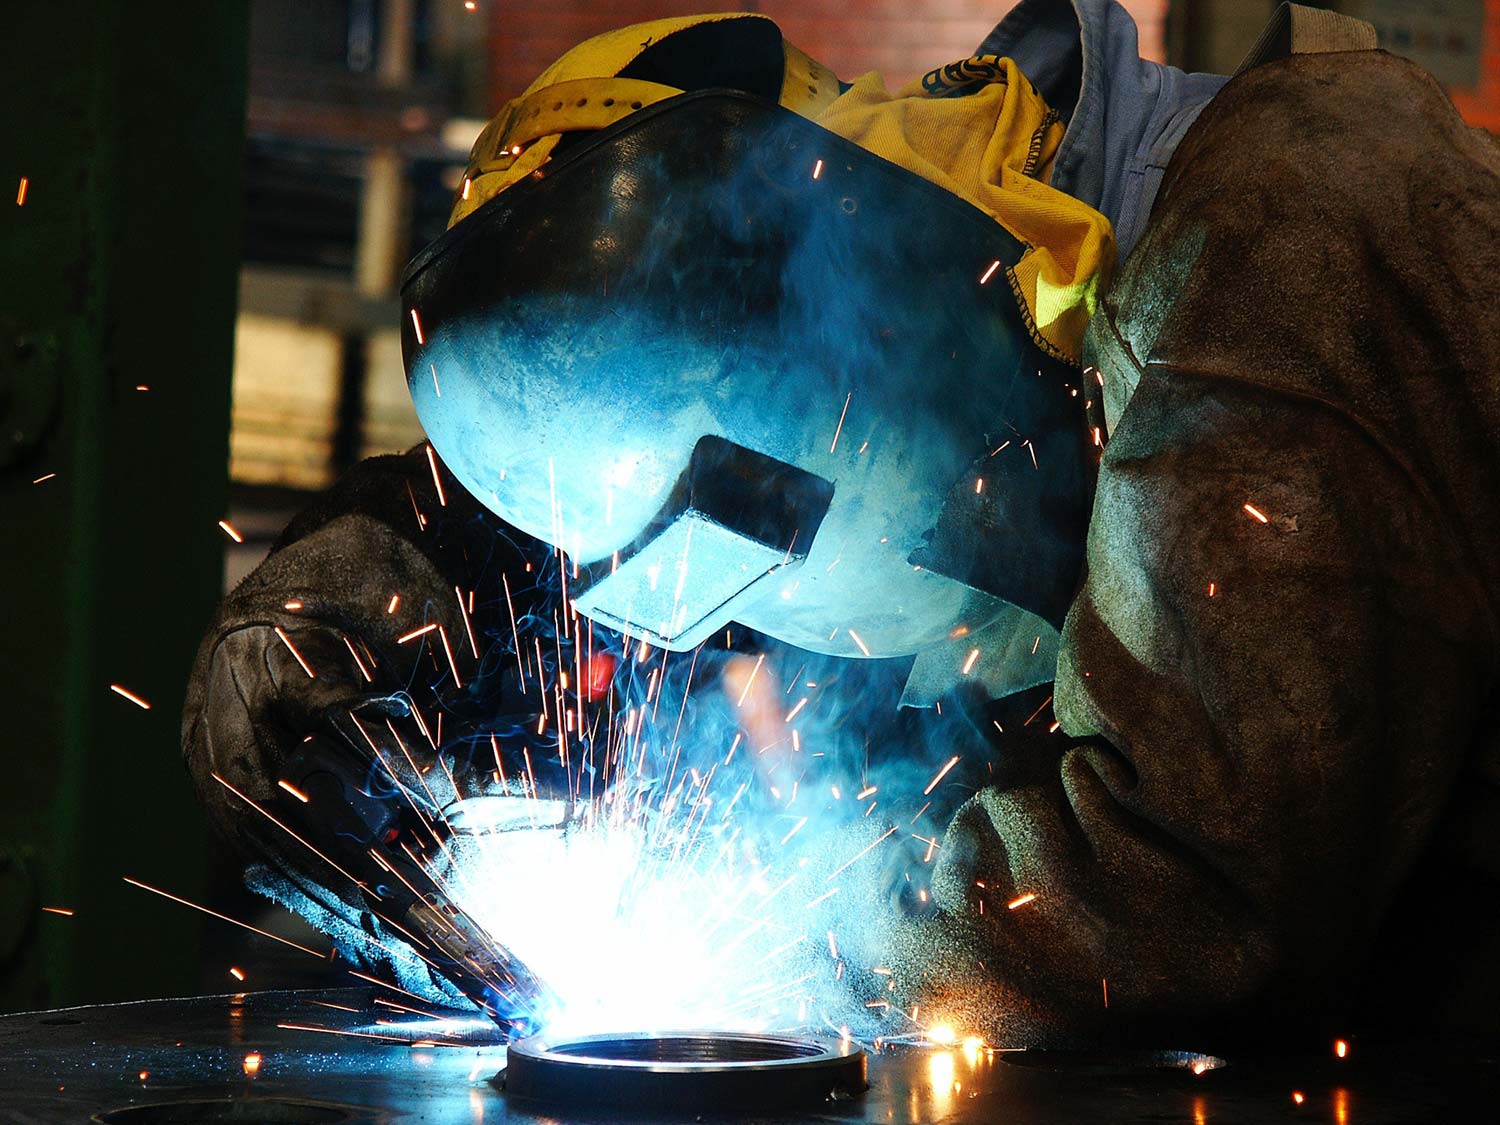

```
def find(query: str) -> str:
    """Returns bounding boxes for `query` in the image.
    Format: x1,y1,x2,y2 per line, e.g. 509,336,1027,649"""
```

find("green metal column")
0,1,248,1009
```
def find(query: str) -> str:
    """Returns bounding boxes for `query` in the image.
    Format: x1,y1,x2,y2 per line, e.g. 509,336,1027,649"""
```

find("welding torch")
264,693,565,1031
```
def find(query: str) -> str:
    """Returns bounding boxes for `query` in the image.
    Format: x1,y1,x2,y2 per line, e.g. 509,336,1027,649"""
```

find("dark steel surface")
0,987,1494,1123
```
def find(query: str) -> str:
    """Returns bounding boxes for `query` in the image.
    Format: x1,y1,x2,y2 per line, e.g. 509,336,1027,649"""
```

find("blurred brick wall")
1447,0,1500,132
485,1,1167,110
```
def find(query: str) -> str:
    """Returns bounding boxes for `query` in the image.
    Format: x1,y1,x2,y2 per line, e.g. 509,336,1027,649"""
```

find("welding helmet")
400,14,1115,700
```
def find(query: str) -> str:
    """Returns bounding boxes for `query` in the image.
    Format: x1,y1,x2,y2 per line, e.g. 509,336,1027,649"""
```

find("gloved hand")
182,448,590,1017
183,511,473,867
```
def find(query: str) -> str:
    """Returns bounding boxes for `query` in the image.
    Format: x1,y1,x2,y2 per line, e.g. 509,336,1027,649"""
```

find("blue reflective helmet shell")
401,91,1094,662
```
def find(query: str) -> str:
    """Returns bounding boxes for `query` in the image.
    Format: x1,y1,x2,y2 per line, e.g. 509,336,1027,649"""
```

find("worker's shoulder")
1163,49,1500,210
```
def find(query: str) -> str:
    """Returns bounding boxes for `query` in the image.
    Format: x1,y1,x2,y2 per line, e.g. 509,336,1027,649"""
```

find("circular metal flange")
503,1030,867,1111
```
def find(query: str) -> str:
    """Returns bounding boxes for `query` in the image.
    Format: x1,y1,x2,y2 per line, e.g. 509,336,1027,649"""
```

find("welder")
185,1,1500,1046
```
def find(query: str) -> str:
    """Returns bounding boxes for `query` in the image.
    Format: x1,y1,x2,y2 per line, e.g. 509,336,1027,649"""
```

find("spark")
785,697,809,723
425,445,447,506
41,906,74,917
978,260,1000,285
733,653,766,707
211,773,374,896
829,392,851,453
217,519,244,543
923,755,960,795
343,635,373,682
32,472,56,484
109,684,151,710
975,477,984,494
283,600,303,611
228,967,246,981
779,816,809,846
1292,1091,1305,1105
812,158,824,180
277,779,310,803
16,177,29,205
961,648,981,675
1207,582,1217,597
1334,1038,1348,1058
846,628,871,657
410,308,425,345
1007,892,1036,910
1102,977,1109,1007
387,593,401,614
309,1000,363,1014
437,624,463,688
276,1022,420,1045
397,623,438,644
273,626,316,678
856,786,876,800
1243,502,1269,524
805,888,839,909
827,825,898,880
1023,694,1053,726
243,1052,262,1076
456,587,479,657
123,876,328,959
430,362,441,397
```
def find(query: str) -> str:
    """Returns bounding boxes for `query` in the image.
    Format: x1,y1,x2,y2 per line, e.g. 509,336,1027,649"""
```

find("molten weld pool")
501,1030,868,1111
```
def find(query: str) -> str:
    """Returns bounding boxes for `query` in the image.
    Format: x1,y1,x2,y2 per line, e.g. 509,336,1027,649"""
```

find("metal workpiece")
1,987,1495,1123
501,1030,867,1111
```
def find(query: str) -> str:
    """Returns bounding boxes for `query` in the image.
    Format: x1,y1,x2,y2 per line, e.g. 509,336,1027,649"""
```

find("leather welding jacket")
874,49,1500,1046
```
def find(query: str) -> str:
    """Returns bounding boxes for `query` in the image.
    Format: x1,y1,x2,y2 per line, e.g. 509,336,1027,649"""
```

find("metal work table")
0,987,1493,1122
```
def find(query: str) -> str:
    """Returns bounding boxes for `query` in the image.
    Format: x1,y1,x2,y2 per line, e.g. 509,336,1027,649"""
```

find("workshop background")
2,0,1497,1015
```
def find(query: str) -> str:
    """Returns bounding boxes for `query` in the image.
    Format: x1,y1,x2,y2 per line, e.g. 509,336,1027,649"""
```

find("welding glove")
182,448,553,970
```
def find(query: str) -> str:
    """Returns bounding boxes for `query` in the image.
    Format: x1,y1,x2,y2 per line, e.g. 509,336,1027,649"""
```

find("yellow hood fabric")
816,58,1115,362
452,14,1114,363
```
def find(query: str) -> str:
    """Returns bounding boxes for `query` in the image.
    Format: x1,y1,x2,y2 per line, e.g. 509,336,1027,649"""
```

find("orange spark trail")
923,755,961,795
110,684,151,710
425,445,447,506
830,392,852,453
273,627,316,678
827,826,898,880
123,877,328,959
397,623,438,644
212,773,374,896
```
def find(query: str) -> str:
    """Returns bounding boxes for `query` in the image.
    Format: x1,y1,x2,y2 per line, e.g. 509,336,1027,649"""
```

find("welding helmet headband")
401,87,1095,664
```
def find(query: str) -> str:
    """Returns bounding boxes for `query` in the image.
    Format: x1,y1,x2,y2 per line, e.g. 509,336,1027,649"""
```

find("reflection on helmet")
401,16,1111,702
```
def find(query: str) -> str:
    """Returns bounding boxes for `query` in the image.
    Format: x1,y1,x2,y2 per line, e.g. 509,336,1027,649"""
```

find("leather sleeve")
880,366,1492,1046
